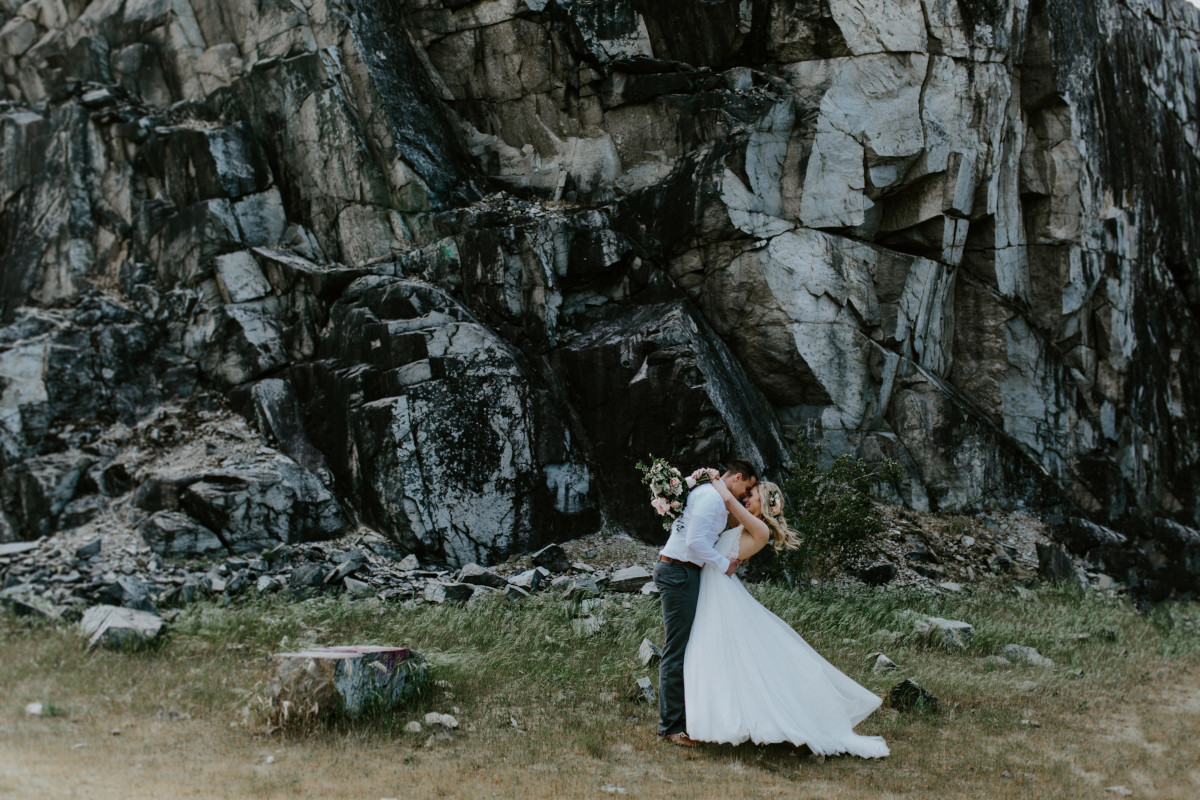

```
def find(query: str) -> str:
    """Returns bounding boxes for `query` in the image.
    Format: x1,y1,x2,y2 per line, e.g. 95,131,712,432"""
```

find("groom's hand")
724,558,740,576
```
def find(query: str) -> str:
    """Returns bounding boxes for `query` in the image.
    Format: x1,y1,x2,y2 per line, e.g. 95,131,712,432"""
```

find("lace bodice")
717,526,743,560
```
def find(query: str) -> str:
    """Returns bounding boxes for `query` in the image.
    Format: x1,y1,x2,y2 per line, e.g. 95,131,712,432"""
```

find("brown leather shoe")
665,732,701,748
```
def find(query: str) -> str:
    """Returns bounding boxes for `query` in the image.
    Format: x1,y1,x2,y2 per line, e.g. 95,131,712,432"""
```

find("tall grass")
3,584,1199,798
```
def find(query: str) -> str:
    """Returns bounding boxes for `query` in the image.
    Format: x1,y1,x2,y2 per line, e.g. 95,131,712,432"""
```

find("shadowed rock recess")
1,0,1197,593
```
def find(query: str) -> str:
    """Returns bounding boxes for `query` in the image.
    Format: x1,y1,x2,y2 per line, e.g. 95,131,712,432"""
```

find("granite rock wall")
1,0,1197,590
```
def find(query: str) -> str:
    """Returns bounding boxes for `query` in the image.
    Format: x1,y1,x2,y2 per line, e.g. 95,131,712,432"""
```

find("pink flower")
670,501,680,509
669,477,680,488
685,476,697,489
651,497,671,515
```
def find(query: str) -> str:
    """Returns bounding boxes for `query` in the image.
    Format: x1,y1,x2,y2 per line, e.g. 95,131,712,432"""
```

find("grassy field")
2,582,1198,799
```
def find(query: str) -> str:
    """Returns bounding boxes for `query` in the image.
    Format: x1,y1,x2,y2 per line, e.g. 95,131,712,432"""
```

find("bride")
683,478,889,758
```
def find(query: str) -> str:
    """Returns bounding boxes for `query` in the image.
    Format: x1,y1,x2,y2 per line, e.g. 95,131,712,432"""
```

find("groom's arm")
683,488,731,574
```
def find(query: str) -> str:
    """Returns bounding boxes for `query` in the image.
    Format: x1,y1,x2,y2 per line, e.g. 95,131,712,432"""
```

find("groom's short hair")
724,459,759,482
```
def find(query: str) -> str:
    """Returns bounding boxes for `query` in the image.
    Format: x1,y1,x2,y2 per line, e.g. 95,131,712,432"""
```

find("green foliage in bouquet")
745,436,902,586
636,456,712,531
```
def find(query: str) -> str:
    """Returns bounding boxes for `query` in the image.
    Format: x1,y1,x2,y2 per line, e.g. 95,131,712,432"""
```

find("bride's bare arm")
710,479,769,559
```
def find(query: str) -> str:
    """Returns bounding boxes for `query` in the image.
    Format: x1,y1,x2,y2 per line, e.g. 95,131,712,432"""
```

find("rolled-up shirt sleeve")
684,487,731,574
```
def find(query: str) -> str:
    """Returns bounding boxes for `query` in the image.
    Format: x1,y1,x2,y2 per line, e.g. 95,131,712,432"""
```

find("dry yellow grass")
2,585,1198,799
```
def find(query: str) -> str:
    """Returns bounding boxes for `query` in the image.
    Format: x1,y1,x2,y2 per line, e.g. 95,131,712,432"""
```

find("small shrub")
746,435,901,585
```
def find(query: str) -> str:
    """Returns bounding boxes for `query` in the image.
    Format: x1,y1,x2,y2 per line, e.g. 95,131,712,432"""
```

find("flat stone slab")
914,615,975,651
269,646,427,721
0,542,38,557
608,565,652,592
80,604,164,650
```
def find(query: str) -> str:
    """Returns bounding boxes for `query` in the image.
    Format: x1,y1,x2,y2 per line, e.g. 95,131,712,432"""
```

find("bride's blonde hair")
757,481,799,552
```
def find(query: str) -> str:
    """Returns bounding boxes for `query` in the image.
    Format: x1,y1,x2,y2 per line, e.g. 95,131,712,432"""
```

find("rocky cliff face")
1,0,1197,592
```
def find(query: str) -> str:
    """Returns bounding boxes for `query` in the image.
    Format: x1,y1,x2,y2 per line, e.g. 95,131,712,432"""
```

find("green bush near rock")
747,436,902,585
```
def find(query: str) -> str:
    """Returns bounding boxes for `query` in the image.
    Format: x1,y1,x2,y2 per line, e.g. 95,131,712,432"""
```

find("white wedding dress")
684,527,889,757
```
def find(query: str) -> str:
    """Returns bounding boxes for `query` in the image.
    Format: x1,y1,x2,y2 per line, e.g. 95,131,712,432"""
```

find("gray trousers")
654,560,702,736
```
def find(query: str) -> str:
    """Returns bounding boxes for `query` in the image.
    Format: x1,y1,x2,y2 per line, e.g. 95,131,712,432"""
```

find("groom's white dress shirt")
659,482,731,574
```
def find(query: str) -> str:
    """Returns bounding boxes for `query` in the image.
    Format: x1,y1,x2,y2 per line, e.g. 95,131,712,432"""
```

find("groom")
653,458,758,747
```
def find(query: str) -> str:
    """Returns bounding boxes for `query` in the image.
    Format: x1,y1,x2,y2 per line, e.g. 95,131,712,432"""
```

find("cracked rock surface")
1,0,1198,596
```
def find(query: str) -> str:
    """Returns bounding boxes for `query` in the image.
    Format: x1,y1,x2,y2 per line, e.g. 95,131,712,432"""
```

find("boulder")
138,511,225,558
638,638,663,667
289,563,327,593
563,575,600,599
913,616,975,651
458,563,507,588
1036,542,1076,583
858,562,897,586
74,539,102,559
888,679,938,712
134,456,348,554
97,576,155,613
508,568,544,592
531,544,572,574
1000,644,1055,668
629,677,656,704
608,566,652,593
504,584,530,600
869,653,899,674
80,605,164,651
424,582,474,604
268,646,428,721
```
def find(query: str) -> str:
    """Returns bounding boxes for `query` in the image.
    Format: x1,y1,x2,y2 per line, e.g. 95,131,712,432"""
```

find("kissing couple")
653,459,889,757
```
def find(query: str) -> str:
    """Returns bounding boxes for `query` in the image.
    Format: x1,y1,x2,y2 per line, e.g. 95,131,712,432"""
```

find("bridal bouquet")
636,456,713,530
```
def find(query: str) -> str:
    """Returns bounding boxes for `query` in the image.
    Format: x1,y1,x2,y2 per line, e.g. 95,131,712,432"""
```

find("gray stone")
914,616,975,651
80,605,164,651
859,562,897,585
1000,644,1055,668
869,652,899,674
563,575,600,599
325,557,364,584
133,456,347,556
343,577,373,596
637,638,662,667
74,539,102,559
629,677,656,704
888,679,938,712
269,646,428,721
98,576,155,613
138,512,225,559
508,568,543,592
503,584,530,600
397,554,420,572
424,582,473,604
289,563,327,592
607,566,652,593
458,563,507,588
0,542,37,557
640,581,660,596
531,544,571,573
1036,542,1076,583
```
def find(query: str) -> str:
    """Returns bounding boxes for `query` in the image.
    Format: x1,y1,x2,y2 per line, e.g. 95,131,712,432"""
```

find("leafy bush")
746,435,901,586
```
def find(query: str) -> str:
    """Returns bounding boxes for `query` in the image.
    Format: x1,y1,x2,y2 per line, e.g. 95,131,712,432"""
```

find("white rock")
79,605,164,651
1000,644,1054,668
914,616,975,651
423,712,458,729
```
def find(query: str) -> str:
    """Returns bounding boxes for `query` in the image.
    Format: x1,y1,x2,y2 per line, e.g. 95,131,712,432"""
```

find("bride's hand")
710,476,735,503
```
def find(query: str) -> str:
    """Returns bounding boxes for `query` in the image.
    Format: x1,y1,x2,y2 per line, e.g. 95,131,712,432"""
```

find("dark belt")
659,555,702,570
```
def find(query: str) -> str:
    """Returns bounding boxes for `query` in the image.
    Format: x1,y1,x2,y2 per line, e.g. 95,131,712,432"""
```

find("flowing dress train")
683,528,889,757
